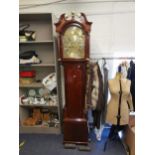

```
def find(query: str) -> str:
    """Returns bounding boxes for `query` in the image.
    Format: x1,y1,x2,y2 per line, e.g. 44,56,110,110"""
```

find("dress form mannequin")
104,72,133,151
115,72,122,80
106,72,133,125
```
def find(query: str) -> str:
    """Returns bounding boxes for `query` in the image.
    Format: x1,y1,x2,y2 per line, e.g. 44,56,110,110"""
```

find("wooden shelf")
19,40,53,44
20,63,55,67
19,82,43,88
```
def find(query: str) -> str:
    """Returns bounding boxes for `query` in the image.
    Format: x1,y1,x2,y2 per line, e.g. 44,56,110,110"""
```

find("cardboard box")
125,115,135,155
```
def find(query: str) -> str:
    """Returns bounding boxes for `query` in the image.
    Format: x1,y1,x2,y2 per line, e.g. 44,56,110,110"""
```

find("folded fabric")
20,50,38,59
20,55,41,64
20,70,36,78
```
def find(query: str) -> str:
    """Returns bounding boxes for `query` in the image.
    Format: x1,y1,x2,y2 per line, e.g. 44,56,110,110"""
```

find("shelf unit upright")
19,13,61,134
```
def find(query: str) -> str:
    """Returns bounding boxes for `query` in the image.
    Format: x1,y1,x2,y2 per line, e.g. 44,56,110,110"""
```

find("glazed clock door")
55,13,92,145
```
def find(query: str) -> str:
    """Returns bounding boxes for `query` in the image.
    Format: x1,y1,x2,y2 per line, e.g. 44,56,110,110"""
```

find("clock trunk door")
64,62,86,118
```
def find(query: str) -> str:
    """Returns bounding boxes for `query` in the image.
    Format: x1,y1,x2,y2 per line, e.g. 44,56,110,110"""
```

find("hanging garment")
85,62,99,110
92,110,101,129
98,59,109,124
101,66,108,124
106,78,133,125
86,62,108,129
121,65,128,78
85,62,94,110
127,61,135,111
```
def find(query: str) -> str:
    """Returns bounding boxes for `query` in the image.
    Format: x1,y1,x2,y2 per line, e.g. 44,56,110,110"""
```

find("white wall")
20,0,135,58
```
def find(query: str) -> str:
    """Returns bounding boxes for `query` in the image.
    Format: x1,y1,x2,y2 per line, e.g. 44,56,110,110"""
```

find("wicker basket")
20,78,35,85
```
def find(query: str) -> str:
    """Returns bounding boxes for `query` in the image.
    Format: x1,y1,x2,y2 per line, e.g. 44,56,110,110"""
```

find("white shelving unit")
19,13,61,134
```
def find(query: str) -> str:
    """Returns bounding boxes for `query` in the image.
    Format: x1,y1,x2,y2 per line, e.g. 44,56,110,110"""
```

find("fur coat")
85,62,108,128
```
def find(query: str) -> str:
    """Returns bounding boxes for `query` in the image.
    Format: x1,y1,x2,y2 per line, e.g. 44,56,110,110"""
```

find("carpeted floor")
19,128,127,155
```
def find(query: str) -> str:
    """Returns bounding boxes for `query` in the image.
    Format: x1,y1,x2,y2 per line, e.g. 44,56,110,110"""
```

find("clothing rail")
88,56,135,60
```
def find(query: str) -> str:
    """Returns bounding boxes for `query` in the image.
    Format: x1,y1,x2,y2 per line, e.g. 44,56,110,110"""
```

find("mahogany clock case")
55,13,92,145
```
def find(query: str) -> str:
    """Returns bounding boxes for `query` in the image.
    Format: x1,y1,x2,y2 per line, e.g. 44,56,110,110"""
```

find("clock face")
62,26,85,59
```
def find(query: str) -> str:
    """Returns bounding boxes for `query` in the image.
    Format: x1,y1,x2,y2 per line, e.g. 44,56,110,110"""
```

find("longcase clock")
55,13,92,145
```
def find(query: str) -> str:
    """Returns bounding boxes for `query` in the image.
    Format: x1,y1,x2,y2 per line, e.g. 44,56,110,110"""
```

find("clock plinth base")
63,118,88,145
